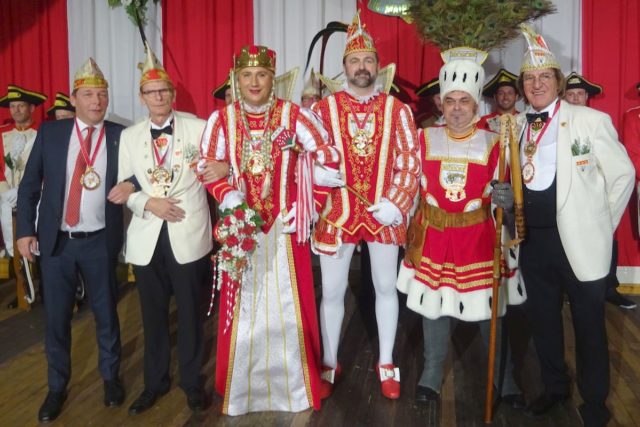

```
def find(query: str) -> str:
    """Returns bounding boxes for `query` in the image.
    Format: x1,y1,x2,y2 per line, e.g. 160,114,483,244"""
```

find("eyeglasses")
141,88,172,97
522,73,555,85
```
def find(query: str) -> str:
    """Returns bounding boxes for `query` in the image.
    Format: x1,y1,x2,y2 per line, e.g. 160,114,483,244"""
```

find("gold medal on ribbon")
351,129,373,157
151,166,172,185
522,161,535,183
247,152,266,176
524,140,537,157
80,167,101,190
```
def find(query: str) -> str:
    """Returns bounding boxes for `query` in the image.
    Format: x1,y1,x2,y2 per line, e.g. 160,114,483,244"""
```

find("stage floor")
0,265,639,426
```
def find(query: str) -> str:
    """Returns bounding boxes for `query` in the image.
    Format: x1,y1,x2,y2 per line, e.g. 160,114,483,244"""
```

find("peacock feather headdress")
409,0,556,52
408,0,556,103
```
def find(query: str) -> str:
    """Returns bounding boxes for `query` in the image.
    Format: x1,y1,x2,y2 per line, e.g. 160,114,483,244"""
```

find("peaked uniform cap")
46,92,75,116
73,57,109,90
564,72,602,96
519,24,560,73
212,77,231,100
416,77,440,97
0,84,47,107
343,10,377,58
483,68,518,97
140,42,173,88
235,45,276,72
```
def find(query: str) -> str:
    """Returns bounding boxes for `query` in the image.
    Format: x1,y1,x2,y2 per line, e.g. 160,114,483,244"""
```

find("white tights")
319,242,399,367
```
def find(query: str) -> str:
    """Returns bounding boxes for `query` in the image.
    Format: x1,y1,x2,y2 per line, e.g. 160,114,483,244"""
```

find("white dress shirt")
61,118,108,232
521,98,560,191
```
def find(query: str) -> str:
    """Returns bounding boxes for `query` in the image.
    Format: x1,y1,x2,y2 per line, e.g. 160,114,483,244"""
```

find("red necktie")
65,126,94,227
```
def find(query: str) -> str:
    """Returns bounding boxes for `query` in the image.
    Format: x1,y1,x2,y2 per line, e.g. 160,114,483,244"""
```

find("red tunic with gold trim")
477,111,519,134
200,99,338,415
397,127,525,321
311,91,419,254
617,106,640,278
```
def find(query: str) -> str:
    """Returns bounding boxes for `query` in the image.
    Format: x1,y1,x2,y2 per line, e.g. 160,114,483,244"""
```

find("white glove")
367,198,402,227
281,203,296,233
314,165,344,188
219,190,244,211
0,188,18,208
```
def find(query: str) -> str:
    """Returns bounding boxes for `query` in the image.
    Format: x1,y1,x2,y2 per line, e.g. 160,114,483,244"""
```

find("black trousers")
520,226,610,425
40,231,121,392
133,224,209,393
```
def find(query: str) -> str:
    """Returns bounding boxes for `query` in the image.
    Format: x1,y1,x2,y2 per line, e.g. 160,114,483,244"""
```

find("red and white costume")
201,98,338,415
397,126,526,321
617,106,640,284
312,90,419,253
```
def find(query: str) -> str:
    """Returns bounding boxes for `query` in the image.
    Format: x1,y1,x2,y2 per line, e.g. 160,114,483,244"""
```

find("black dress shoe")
524,392,569,417
128,389,168,415
104,379,125,407
415,384,440,403
186,388,206,412
606,288,637,309
38,391,67,423
501,393,526,410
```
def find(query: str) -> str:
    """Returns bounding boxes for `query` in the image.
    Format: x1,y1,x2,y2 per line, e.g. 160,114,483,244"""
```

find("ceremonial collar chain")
238,89,276,174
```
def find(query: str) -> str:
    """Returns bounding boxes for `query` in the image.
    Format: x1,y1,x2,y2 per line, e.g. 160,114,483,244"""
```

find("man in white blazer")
496,26,635,427
107,46,212,415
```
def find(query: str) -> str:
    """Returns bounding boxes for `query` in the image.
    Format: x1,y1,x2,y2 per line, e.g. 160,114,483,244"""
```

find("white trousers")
319,242,399,367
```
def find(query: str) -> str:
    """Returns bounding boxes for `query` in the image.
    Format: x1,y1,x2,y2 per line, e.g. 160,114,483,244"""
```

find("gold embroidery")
286,235,314,407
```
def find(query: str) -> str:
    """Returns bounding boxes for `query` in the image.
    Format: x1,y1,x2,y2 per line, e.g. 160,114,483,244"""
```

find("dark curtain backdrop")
162,0,254,119
583,0,640,129
360,7,442,114
0,0,69,125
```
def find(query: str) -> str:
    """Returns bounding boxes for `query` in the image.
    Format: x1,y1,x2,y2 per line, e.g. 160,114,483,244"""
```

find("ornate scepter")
484,115,509,422
508,116,526,242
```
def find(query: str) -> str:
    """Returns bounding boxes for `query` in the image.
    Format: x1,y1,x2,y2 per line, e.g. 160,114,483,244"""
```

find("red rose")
221,251,233,260
234,208,245,220
240,238,255,252
223,215,233,227
242,225,256,235
226,235,240,247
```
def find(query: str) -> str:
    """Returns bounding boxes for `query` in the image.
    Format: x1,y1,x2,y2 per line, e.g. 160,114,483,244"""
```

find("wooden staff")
484,115,510,423
507,115,526,240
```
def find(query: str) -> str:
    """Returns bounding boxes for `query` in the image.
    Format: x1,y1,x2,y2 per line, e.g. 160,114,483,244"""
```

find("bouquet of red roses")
208,202,264,330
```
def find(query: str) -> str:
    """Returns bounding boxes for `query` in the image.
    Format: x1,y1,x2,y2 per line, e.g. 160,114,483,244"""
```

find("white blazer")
518,100,635,282
118,111,212,265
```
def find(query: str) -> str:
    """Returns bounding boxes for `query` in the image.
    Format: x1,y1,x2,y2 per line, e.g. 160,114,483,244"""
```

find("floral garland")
208,202,264,333
107,0,160,27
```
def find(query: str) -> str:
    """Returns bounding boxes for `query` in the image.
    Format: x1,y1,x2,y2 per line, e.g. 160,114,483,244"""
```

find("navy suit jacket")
16,118,124,258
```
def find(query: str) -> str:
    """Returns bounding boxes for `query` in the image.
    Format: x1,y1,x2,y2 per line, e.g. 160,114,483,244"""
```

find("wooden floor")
0,263,639,427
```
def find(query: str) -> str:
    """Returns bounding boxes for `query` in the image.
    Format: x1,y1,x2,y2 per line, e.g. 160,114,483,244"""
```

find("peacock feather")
409,0,556,51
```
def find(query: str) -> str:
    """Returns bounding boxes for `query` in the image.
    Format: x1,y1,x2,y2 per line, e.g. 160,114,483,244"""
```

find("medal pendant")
351,130,373,157
80,167,101,190
247,153,266,176
522,161,536,184
151,166,172,185
524,140,537,157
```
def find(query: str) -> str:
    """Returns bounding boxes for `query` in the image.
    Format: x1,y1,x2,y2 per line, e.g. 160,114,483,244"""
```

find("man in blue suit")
16,58,133,423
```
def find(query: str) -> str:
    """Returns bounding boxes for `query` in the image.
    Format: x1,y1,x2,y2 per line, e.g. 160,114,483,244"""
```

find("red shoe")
377,363,400,399
320,364,342,400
